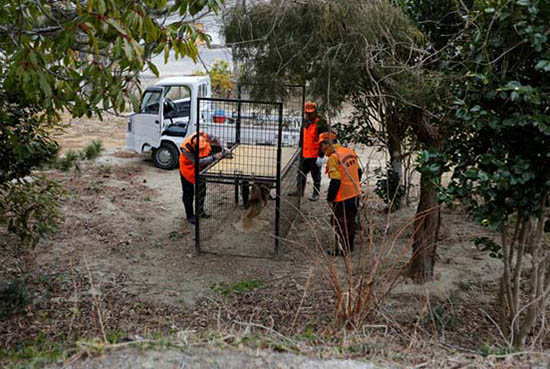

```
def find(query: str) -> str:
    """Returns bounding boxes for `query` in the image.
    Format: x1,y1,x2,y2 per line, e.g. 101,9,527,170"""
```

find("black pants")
332,197,359,254
180,175,206,218
298,158,321,195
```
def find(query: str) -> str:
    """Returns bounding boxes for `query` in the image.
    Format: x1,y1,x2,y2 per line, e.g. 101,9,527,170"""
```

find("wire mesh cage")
194,86,304,257
238,84,305,134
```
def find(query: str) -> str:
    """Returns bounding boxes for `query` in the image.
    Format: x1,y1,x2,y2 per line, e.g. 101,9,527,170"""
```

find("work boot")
184,203,195,224
309,192,320,201
200,212,210,219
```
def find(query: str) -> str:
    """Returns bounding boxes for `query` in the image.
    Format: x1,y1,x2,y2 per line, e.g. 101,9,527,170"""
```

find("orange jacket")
302,117,320,158
328,146,361,202
179,133,212,184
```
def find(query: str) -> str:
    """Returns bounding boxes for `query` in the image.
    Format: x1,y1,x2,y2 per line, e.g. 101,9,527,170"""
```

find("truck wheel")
152,143,179,170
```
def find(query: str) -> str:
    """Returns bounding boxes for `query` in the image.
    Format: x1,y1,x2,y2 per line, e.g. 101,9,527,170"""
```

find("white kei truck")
125,76,301,169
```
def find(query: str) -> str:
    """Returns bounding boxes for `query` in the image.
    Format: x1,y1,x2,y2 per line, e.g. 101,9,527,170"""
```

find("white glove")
316,157,323,168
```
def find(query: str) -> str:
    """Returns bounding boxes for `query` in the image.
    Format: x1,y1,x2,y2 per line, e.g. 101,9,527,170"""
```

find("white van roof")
155,75,210,87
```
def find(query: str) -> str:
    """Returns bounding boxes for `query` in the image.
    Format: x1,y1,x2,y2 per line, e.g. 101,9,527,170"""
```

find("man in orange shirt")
291,101,327,201
179,132,223,224
318,132,362,256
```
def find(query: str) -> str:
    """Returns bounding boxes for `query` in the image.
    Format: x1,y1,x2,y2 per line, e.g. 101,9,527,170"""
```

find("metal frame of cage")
193,85,305,257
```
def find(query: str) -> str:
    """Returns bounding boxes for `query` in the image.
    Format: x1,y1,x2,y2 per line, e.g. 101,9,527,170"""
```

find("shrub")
55,150,79,172
374,163,405,211
0,279,33,318
54,140,104,171
196,59,235,98
81,140,104,161
0,177,64,250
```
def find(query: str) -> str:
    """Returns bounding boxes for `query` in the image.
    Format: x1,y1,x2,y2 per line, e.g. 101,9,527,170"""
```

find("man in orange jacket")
179,132,223,224
318,132,362,256
291,101,327,201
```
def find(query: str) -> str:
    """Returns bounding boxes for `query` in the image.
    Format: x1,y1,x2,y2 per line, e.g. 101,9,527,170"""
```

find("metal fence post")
195,97,201,255
298,85,306,209
234,86,243,204
275,102,283,256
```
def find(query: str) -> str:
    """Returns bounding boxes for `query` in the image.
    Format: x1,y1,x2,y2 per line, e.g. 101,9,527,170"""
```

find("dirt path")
60,347,382,369
41,155,308,308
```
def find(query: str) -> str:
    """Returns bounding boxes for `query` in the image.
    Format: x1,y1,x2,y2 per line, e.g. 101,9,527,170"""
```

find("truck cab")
126,76,302,170
126,76,212,169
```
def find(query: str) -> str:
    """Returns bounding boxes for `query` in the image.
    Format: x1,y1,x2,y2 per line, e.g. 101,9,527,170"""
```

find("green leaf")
163,44,170,64
96,0,106,14
123,38,133,60
535,60,550,71
147,61,160,77
38,73,52,98
106,18,126,35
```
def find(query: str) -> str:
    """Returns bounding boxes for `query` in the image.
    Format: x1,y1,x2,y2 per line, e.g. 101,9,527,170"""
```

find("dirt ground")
1,116,548,368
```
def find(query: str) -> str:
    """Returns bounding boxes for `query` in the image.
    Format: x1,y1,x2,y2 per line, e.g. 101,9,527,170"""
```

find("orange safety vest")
330,146,361,202
302,117,320,159
179,133,212,184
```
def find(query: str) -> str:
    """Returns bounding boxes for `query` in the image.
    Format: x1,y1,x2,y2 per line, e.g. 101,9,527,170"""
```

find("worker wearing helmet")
179,132,223,224
319,132,362,256
290,101,327,201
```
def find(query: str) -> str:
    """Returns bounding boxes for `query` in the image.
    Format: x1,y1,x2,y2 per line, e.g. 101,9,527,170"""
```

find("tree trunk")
408,172,440,283
386,113,405,211
406,107,443,283
387,130,403,210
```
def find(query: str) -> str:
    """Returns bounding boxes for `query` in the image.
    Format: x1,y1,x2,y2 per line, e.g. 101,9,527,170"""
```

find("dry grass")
1,117,549,366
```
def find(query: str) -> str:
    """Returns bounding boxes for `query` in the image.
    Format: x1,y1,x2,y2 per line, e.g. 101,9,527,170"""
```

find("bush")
196,59,235,98
54,140,104,172
0,177,64,250
0,279,33,318
374,163,405,210
81,140,104,161
55,150,80,172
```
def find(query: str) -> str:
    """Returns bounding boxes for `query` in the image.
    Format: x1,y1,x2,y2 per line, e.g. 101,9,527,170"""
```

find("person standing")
291,101,327,201
318,132,362,256
179,132,223,224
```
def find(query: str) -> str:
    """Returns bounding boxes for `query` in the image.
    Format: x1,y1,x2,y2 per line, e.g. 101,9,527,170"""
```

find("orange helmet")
304,101,317,113
318,131,337,144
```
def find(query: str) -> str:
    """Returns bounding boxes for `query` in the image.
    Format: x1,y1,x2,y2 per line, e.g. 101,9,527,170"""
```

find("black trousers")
332,197,359,254
298,158,321,195
180,175,206,218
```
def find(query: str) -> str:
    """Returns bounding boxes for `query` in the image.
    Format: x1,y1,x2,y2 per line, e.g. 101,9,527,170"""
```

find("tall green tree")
447,0,550,348
225,0,415,192
225,0,454,282
0,0,222,248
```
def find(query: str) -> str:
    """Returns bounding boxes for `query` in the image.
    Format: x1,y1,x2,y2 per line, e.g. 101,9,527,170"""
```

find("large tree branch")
0,24,63,36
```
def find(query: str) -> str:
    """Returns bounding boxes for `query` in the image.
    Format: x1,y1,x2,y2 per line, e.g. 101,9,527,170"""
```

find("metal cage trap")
193,85,305,257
